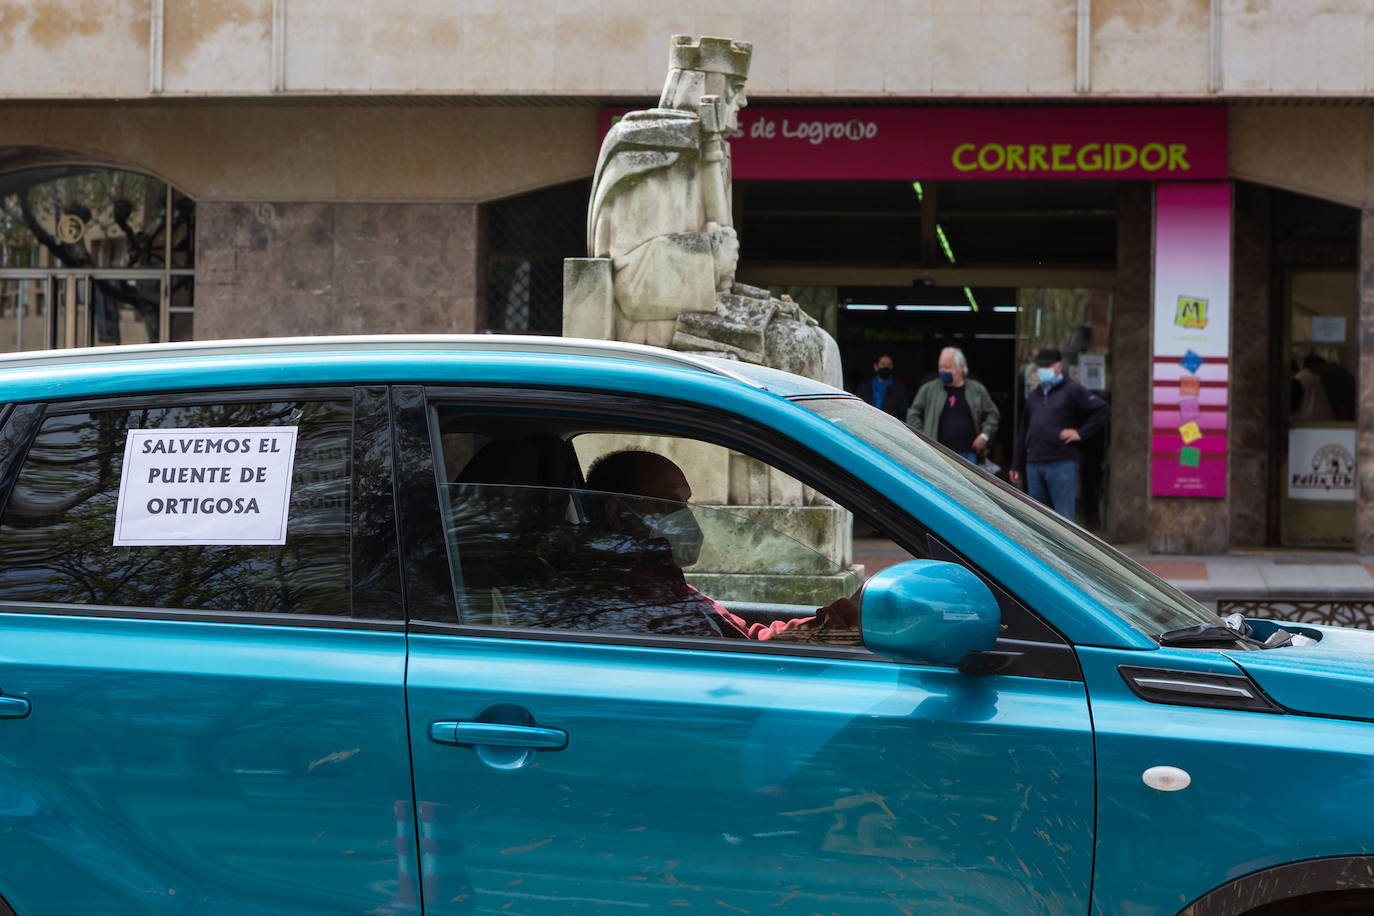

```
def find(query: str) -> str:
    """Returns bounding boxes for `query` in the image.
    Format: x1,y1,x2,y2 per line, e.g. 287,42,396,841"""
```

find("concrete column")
1229,183,1271,547
194,201,480,339
1107,184,1150,543
1358,209,1374,553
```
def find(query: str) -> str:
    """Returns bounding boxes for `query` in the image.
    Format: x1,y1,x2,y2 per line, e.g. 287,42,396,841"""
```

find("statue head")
660,36,752,130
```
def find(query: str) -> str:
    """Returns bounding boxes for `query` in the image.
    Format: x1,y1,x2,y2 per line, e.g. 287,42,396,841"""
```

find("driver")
580,450,856,640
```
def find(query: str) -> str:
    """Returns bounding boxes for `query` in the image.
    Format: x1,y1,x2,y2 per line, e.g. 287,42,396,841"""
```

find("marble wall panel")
1229,183,1272,547
1028,3,1077,92
1359,209,1374,554
1147,499,1230,554
1,0,148,97
163,0,272,93
1091,0,1209,94
195,201,480,340
1107,184,1150,544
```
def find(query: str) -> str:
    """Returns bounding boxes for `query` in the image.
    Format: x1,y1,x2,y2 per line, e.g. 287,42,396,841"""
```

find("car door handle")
0,696,30,719
429,721,567,750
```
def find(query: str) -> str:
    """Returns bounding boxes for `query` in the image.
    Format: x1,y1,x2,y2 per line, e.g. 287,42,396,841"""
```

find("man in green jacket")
906,347,1000,462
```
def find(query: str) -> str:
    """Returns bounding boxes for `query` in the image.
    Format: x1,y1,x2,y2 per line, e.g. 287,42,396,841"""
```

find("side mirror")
860,560,1000,666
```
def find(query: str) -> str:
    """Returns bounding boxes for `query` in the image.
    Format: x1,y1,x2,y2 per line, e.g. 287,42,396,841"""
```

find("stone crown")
669,35,752,79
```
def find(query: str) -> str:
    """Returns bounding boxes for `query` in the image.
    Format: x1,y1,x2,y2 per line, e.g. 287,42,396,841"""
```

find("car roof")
0,335,848,398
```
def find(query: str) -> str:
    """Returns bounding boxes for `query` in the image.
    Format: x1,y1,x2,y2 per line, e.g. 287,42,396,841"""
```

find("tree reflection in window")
0,165,195,343
0,400,351,616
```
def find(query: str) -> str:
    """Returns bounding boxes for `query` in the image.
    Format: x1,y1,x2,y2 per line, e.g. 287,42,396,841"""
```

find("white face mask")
644,507,704,567
619,502,704,568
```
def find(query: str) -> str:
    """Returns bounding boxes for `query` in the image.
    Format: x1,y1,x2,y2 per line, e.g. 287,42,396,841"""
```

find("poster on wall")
1151,183,1231,499
1288,427,1357,502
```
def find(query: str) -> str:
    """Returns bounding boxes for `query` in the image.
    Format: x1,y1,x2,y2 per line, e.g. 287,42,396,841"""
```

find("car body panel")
0,338,1364,915
1224,623,1374,721
406,633,1096,915
1079,644,1374,915
0,612,416,915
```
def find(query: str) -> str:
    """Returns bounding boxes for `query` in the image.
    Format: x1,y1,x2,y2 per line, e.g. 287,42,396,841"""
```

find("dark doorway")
838,285,1018,472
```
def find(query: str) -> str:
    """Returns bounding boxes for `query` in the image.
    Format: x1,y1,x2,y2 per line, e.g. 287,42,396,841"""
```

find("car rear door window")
0,397,352,616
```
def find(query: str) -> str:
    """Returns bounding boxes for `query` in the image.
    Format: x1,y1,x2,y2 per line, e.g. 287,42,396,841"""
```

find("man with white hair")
906,347,1001,462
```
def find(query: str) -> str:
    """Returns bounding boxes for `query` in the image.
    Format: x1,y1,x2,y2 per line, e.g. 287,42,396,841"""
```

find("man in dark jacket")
1010,347,1109,521
854,353,910,419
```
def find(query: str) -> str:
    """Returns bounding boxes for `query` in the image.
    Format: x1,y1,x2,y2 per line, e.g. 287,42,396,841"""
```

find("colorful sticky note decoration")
1179,376,1201,396
1175,295,1209,329
1178,421,1203,444
1180,350,1204,374
1178,397,1201,421
1180,447,1201,467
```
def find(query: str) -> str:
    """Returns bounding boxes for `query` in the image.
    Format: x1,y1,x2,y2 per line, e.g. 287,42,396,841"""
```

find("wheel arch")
1177,856,1374,916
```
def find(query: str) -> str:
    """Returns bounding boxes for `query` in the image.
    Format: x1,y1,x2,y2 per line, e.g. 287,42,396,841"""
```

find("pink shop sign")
1151,183,1232,499
597,106,1228,181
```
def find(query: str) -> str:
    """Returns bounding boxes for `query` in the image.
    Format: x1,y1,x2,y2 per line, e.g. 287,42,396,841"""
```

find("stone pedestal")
563,258,614,341
574,434,855,584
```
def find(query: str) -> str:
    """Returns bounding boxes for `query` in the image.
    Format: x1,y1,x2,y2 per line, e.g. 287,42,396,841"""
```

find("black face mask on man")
875,367,893,380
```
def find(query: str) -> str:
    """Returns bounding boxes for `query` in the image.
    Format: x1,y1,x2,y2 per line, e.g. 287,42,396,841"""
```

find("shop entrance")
0,162,196,352
834,283,1115,529
735,178,1119,531
0,272,178,350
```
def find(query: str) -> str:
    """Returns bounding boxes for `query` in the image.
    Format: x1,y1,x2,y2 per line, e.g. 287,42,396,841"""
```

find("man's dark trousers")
1027,459,1077,520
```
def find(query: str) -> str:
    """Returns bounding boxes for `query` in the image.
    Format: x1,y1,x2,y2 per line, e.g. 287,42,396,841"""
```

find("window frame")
409,385,1079,680
0,386,403,630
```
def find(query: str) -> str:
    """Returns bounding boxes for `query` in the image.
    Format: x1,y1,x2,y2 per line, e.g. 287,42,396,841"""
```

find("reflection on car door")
402,395,1097,915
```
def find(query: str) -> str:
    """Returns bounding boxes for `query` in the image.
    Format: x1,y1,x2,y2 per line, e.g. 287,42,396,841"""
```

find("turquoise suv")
0,336,1366,916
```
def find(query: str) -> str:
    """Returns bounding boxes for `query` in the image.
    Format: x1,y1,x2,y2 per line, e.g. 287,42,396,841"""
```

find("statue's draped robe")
588,109,729,322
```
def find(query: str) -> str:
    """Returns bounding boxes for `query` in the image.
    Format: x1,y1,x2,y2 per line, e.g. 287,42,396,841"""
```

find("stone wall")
1229,184,1272,548
8,0,1374,100
1360,210,1374,554
1106,184,1150,543
195,201,480,339
0,104,598,205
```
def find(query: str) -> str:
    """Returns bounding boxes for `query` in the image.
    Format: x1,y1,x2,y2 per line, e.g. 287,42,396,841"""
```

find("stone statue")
565,35,842,388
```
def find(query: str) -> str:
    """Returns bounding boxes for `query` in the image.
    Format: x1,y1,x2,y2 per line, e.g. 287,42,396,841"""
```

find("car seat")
444,433,581,625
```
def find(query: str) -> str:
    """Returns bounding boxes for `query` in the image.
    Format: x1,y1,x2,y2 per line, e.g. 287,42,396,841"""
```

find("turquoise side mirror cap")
860,560,1001,666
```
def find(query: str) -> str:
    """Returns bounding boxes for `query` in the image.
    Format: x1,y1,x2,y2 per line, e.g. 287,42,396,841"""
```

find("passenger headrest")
455,433,578,489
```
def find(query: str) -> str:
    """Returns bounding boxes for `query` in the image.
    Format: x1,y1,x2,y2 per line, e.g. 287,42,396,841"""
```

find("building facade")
2,0,1372,553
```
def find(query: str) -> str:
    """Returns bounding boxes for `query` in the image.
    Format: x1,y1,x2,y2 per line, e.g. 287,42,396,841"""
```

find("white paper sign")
1310,316,1346,343
1079,354,1106,391
114,427,300,546
1288,426,1356,502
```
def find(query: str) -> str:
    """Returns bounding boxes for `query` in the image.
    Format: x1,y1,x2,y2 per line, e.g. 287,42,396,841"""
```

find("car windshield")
795,396,1217,637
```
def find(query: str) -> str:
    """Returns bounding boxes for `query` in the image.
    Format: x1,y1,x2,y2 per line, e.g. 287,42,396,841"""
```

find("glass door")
1281,267,1358,547
88,276,162,346
0,277,51,351
45,274,163,349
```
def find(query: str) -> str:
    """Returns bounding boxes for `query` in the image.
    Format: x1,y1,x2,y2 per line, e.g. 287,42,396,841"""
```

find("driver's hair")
585,450,676,498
